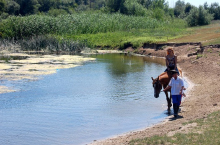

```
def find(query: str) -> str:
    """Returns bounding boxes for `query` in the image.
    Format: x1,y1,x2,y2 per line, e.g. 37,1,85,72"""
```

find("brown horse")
151,68,182,112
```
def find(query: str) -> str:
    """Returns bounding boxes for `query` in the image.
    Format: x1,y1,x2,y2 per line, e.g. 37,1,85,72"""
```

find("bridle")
153,77,162,91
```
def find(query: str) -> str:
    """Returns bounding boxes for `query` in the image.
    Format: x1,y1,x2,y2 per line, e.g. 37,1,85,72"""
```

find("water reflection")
0,54,168,145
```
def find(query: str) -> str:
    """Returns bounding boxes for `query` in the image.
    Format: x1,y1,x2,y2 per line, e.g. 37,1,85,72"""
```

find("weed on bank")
129,111,220,145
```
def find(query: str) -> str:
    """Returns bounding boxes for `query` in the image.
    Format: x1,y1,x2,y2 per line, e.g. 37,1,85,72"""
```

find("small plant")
207,48,212,53
196,54,203,59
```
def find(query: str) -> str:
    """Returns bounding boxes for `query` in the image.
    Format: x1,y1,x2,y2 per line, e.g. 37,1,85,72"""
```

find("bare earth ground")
90,45,220,145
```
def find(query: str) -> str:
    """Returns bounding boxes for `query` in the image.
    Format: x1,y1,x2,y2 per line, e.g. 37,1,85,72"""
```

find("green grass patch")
129,111,220,145
63,25,188,49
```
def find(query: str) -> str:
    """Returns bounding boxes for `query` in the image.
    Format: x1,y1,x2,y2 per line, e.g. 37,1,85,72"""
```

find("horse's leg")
165,91,171,113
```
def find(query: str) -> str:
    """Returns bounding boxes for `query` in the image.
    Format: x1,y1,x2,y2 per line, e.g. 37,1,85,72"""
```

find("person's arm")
163,86,171,92
179,79,185,94
179,86,184,95
163,79,172,92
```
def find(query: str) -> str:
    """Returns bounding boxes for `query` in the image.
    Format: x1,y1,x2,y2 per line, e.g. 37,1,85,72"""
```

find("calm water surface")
0,54,169,145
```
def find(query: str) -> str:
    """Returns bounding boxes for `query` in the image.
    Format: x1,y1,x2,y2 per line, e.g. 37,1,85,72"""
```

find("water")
0,54,169,145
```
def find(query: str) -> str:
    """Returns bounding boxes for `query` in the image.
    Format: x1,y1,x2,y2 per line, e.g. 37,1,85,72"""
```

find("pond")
0,54,170,145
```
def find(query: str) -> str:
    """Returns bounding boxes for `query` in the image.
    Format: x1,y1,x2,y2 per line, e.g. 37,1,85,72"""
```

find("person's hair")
166,47,174,55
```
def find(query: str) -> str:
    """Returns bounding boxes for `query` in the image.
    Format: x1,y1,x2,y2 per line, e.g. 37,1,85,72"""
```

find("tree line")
0,0,219,26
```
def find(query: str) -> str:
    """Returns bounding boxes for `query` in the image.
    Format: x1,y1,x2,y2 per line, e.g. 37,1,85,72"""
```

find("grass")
63,22,188,49
168,20,220,46
0,13,187,49
0,13,179,38
129,111,220,145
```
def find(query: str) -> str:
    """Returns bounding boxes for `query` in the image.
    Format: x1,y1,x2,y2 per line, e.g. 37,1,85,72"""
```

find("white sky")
167,0,220,7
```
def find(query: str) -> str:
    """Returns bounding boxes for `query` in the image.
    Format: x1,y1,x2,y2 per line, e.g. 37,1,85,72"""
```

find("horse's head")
151,77,162,98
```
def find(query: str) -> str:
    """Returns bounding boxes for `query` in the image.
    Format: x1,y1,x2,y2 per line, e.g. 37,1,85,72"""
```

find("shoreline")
88,56,194,145
89,44,220,145
1,45,220,145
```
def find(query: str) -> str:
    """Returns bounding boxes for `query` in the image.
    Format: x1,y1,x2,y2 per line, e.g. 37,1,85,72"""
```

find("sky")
167,0,220,8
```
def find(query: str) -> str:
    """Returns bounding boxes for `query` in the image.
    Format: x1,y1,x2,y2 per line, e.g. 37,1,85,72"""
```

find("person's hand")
183,93,186,97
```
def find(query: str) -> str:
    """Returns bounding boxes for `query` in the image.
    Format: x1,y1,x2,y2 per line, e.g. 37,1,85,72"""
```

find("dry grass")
168,20,220,46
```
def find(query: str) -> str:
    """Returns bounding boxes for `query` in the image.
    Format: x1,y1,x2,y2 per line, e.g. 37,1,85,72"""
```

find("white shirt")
168,76,184,95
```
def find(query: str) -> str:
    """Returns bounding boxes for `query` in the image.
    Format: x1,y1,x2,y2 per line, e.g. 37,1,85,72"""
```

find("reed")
0,36,86,54
0,13,186,39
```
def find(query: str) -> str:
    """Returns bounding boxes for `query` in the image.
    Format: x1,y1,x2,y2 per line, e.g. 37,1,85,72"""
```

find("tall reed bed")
0,13,185,38
0,36,85,54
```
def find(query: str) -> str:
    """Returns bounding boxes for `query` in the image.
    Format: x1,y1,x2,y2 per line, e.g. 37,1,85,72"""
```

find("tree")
186,7,213,26
185,2,193,14
151,0,165,9
122,0,148,16
14,0,40,15
174,0,185,17
209,2,220,20
106,0,125,13
204,2,209,10
144,0,152,9
198,6,213,25
0,0,6,14
6,1,20,15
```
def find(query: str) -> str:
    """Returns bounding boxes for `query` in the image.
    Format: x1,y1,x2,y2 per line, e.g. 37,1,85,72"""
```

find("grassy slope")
65,21,220,49
64,28,187,49
129,111,220,145
168,20,220,46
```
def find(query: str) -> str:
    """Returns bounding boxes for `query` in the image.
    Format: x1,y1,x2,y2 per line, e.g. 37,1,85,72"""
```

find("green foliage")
64,18,187,48
174,0,185,17
5,1,20,15
0,0,5,14
186,7,213,26
0,13,176,38
123,0,149,16
152,8,164,20
106,0,125,13
48,8,68,16
209,2,220,20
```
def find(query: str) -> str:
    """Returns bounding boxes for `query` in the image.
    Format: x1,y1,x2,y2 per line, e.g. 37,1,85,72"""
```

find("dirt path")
89,44,220,145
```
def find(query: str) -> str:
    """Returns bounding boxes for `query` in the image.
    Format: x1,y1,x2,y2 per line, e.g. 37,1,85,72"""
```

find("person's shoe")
174,115,178,118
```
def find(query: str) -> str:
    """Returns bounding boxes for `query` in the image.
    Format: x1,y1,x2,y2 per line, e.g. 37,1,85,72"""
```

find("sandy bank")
89,44,220,145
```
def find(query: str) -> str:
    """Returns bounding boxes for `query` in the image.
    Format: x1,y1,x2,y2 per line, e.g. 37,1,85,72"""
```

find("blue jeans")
172,95,182,106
